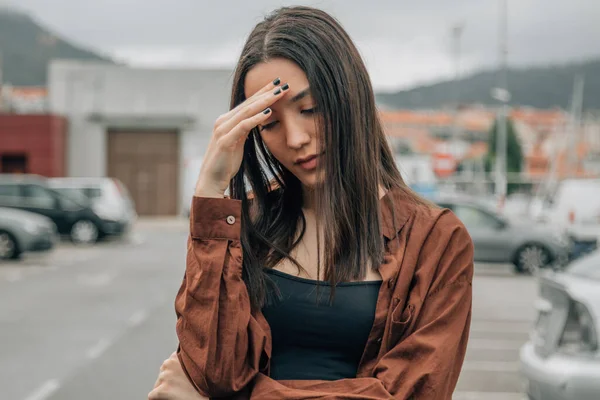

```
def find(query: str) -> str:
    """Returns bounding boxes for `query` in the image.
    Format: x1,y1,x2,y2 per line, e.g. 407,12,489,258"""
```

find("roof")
0,173,46,183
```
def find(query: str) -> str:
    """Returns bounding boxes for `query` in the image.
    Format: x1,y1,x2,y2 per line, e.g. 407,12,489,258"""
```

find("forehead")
244,58,310,99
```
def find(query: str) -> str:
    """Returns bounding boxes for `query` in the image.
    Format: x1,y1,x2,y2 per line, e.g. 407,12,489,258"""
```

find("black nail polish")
281,83,289,91
273,88,281,95
263,108,271,114
273,78,281,85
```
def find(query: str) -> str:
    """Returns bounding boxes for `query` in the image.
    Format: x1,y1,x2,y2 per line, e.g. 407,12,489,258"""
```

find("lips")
295,154,318,165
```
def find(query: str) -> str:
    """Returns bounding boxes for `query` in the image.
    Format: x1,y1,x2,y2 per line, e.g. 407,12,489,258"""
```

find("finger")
216,78,281,127
218,85,289,137
235,77,282,110
219,108,274,148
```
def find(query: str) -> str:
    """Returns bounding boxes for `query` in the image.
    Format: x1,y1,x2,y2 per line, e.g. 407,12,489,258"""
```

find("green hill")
0,7,115,86
376,58,600,110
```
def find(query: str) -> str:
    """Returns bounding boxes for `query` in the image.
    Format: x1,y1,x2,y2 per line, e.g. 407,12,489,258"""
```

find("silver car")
435,196,571,274
520,251,600,400
0,207,58,260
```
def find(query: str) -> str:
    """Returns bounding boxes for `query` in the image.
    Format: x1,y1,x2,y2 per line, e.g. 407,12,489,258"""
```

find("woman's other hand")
148,352,208,400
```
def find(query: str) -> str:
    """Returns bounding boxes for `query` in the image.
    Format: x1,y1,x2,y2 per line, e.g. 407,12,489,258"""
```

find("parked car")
434,195,571,274
0,207,58,260
519,250,600,400
0,174,115,244
47,177,137,236
533,178,600,258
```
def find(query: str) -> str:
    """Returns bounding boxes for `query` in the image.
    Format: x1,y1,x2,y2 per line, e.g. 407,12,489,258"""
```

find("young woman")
149,6,474,400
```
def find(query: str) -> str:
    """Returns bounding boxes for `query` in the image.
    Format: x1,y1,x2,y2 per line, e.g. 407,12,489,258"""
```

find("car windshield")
50,188,89,207
566,251,600,280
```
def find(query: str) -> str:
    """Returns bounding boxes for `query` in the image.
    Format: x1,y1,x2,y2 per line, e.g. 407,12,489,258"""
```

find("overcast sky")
7,0,600,90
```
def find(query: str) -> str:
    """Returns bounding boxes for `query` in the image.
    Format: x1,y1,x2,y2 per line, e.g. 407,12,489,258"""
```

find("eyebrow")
289,87,311,103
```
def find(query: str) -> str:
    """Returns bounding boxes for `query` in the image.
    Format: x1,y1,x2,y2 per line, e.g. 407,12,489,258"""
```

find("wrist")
194,181,226,199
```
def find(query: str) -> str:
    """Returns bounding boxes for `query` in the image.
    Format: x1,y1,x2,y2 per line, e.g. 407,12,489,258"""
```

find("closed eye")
260,121,278,131
301,107,318,115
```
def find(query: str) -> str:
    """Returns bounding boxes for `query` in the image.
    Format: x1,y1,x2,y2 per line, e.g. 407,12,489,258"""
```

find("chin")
297,172,324,189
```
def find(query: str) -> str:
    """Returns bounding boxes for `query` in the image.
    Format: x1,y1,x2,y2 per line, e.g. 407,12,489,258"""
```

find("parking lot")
1,218,537,400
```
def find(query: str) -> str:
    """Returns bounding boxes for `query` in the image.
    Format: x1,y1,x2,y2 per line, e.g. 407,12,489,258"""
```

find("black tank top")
262,269,381,381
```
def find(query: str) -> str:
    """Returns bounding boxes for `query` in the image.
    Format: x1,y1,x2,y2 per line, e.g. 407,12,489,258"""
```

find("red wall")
0,114,68,177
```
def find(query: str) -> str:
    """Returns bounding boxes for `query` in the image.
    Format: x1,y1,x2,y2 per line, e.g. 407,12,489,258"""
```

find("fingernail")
263,108,271,114
273,88,281,95
281,83,289,91
273,78,281,85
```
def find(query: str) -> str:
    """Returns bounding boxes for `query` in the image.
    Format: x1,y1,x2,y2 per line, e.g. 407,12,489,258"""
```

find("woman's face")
244,58,323,189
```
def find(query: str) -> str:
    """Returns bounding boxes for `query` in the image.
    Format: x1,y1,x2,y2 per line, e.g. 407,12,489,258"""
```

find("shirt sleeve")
247,211,474,400
174,196,271,398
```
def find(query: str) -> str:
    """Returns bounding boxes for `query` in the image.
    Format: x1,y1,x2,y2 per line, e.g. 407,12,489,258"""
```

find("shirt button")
376,337,382,343
226,215,236,225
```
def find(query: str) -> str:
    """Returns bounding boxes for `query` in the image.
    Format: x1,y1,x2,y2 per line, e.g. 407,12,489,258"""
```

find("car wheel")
514,244,551,275
70,220,99,245
0,230,21,260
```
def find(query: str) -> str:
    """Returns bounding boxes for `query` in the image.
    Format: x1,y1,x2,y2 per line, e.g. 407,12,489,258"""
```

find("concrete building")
48,60,234,216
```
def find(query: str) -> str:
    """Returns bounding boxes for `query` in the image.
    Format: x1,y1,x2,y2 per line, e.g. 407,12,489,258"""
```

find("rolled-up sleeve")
175,196,270,398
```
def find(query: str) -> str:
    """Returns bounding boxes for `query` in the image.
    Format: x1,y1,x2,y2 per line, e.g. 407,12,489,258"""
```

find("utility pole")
451,22,465,151
494,0,509,206
567,75,585,178
0,51,4,112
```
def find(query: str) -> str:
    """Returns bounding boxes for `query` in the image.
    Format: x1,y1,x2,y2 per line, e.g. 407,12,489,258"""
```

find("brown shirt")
175,187,474,399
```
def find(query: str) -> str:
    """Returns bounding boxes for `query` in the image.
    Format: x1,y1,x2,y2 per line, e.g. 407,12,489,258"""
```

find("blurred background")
1,1,599,399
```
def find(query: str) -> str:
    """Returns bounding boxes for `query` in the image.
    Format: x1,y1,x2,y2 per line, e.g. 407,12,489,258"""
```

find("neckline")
265,268,383,287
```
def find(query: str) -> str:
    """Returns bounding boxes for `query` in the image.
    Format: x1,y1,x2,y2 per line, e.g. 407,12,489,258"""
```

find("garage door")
107,130,179,216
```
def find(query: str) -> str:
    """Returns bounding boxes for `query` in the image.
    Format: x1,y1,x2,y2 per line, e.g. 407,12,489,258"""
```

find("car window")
0,184,20,206
21,185,56,209
82,188,103,199
56,193,83,210
453,204,500,229
567,251,600,280
53,188,89,204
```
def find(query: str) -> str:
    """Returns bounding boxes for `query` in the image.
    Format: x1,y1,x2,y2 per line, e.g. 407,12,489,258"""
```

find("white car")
520,250,600,399
534,179,600,259
47,177,137,239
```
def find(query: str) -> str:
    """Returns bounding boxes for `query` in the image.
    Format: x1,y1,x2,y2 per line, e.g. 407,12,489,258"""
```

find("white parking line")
467,338,526,350
86,338,114,360
453,392,527,400
128,309,148,327
5,270,23,282
24,379,61,400
461,361,520,372
470,321,532,334
76,272,117,287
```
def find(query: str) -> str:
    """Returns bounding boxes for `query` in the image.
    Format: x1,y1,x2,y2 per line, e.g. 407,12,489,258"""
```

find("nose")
284,120,311,150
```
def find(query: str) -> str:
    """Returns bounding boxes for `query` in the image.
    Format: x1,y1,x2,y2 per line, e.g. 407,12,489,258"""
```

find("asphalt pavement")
0,219,536,400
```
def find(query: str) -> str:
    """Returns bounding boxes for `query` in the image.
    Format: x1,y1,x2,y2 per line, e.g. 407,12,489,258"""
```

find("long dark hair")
228,6,426,310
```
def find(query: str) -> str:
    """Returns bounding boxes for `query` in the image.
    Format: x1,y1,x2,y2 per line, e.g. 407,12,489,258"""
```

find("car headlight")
558,300,598,355
23,220,42,234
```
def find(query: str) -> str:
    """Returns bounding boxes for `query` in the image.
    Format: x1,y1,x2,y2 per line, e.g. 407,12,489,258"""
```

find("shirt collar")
380,186,413,240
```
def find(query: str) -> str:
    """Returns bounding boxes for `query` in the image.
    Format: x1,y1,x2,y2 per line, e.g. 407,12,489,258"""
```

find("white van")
542,179,600,226
536,179,600,259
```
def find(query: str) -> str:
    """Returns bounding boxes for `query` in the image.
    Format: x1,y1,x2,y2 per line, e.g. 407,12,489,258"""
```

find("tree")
484,117,524,194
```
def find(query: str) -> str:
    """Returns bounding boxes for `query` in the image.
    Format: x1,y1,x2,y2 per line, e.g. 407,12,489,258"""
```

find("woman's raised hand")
195,78,289,198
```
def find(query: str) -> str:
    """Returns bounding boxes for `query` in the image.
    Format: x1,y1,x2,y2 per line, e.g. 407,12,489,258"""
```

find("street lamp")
493,0,509,207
